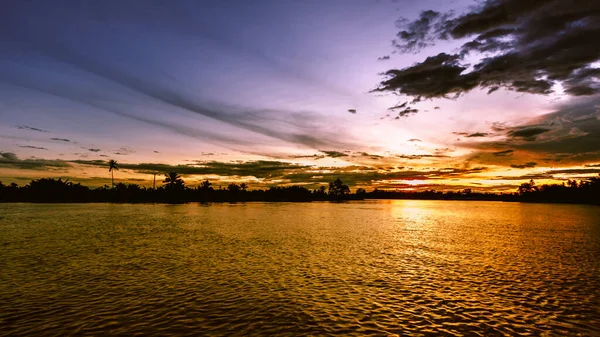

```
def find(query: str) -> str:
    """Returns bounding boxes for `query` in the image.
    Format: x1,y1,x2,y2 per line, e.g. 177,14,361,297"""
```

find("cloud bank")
377,0,600,100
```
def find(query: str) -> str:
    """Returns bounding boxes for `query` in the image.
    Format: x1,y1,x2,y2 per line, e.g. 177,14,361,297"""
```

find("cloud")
407,138,421,142
459,96,600,167
397,107,419,117
395,154,449,160
393,10,448,53
71,159,310,178
348,109,357,114
377,55,390,61
453,132,491,138
16,125,49,133
0,152,18,161
375,53,479,99
88,148,101,152
319,150,348,158
389,102,407,110
510,162,537,169
19,145,48,150
493,149,514,156
2,28,357,153
288,154,326,160
545,168,600,175
279,166,487,187
50,138,71,142
0,152,70,170
358,152,384,160
377,1,600,100
507,127,551,140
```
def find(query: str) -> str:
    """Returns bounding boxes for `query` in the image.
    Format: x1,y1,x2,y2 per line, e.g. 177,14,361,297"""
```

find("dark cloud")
112,147,135,156
460,96,600,167
319,150,349,158
395,154,449,160
510,162,537,169
0,152,70,170
16,125,49,133
407,138,421,142
19,145,48,150
377,55,390,61
453,132,491,138
490,173,553,181
280,166,486,187
50,138,71,142
389,101,407,110
544,168,600,175
492,149,514,156
0,152,18,161
358,152,384,160
375,53,479,99
393,10,448,53
378,1,600,100
288,154,326,160
88,148,101,152
397,107,419,117
71,159,310,178
507,127,551,140
467,132,490,138
348,109,357,114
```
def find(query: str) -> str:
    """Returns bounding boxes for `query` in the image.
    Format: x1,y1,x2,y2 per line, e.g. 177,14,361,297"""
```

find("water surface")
1,201,599,336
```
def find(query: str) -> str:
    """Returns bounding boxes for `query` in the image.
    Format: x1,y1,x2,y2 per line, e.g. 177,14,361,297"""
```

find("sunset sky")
1,0,599,191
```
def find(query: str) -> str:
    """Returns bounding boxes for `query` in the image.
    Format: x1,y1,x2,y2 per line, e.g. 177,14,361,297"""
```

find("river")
1,200,599,336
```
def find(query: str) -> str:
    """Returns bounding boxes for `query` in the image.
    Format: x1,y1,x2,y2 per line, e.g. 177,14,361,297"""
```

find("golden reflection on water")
1,201,599,336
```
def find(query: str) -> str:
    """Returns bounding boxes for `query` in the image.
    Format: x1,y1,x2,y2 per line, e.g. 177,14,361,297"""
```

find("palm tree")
163,172,184,189
108,160,119,188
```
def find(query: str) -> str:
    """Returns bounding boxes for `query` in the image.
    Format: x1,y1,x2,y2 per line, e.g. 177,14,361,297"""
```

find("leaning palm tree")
108,160,119,188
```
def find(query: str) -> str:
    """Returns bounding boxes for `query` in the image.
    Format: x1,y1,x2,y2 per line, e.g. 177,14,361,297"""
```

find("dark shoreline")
1,198,598,206
1,177,599,206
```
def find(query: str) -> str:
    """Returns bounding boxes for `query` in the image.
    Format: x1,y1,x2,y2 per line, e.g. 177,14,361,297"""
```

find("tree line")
0,173,357,203
0,159,598,204
0,174,598,204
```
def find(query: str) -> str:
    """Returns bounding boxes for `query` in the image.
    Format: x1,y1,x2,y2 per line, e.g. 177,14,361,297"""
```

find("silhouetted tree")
1,174,599,205
240,183,248,191
356,188,366,198
200,180,212,190
108,160,119,188
163,172,185,189
227,183,240,193
518,179,538,195
328,178,350,199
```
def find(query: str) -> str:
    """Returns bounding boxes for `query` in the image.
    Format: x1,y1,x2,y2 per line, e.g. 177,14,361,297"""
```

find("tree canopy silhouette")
163,172,185,190
328,178,350,199
1,176,598,205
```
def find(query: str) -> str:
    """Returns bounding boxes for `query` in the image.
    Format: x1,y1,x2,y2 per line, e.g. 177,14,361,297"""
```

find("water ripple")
1,201,599,336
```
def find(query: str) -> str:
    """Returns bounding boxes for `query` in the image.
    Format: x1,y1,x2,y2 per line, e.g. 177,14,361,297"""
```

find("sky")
1,0,599,191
